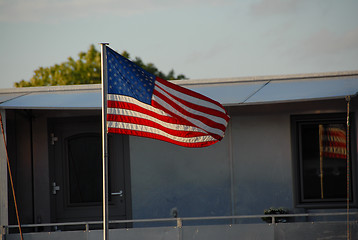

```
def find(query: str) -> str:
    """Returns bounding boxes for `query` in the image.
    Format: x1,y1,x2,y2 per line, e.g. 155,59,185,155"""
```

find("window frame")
291,113,357,208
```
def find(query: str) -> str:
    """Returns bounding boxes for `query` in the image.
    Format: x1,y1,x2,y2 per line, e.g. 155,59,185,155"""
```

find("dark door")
48,116,129,223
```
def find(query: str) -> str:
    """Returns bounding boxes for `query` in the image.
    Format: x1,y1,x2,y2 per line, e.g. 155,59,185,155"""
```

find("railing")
2,211,358,235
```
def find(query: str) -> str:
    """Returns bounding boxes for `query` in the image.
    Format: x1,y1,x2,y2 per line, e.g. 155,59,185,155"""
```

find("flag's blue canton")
106,47,156,105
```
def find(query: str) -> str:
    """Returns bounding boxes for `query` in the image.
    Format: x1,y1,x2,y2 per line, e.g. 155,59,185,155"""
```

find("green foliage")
261,207,288,223
15,45,187,87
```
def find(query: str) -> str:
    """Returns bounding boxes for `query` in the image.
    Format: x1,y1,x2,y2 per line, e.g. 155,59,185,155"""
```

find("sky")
0,0,358,89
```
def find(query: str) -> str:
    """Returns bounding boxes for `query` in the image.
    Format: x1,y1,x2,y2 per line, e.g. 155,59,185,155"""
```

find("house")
1,71,358,239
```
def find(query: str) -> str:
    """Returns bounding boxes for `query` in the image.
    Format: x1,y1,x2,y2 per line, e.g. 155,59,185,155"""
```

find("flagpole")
100,42,109,240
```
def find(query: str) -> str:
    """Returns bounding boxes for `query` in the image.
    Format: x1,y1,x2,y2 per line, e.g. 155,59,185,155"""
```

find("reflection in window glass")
298,119,352,203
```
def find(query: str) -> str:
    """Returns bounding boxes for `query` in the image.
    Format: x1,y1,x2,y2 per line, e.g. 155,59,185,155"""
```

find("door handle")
111,190,123,197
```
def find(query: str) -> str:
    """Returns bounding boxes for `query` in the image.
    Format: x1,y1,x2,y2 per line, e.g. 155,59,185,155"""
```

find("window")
291,113,356,207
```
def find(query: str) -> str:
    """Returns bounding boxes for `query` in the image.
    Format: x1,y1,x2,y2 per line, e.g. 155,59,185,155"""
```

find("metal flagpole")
100,42,109,240
346,95,351,240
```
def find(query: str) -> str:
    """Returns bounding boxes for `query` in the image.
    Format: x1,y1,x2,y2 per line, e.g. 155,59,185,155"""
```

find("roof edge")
0,83,101,94
175,70,358,86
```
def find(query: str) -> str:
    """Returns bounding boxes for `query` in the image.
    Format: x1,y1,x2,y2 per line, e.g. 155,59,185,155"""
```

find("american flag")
105,46,230,147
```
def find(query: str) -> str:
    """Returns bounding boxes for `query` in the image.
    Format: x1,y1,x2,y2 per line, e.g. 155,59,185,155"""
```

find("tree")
15,45,187,87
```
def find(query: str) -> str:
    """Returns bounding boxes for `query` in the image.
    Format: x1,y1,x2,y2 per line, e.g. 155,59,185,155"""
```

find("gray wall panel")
183,224,274,240
275,222,357,240
129,136,231,223
232,113,293,216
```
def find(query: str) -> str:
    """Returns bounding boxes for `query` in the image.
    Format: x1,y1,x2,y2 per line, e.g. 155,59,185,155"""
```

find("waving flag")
105,46,230,147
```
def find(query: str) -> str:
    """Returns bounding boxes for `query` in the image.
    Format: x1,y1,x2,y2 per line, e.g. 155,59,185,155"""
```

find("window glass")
292,114,354,206
301,123,348,200
67,134,102,204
